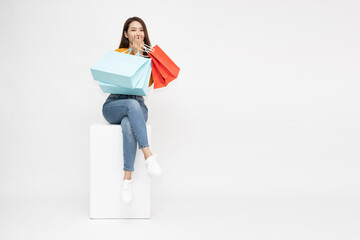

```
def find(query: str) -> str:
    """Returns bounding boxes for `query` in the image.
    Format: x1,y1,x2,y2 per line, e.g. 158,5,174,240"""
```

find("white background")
1,0,359,239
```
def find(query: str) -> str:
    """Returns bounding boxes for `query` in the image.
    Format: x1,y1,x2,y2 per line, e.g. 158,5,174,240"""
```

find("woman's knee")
127,99,141,111
102,106,120,124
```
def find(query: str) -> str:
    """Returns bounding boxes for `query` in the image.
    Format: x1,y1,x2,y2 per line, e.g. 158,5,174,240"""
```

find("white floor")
1,190,359,240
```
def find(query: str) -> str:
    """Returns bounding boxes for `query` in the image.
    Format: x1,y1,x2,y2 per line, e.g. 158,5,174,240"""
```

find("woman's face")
124,21,145,44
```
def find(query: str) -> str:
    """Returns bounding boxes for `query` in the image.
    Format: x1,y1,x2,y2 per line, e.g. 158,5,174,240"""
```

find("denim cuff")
139,144,149,149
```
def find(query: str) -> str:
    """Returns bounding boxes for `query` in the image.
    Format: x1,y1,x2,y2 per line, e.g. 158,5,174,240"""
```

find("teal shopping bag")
90,48,150,89
97,60,152,96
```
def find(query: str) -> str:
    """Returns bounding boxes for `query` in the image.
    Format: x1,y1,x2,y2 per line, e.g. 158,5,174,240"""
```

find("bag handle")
140,44,155,54
122,48,141,56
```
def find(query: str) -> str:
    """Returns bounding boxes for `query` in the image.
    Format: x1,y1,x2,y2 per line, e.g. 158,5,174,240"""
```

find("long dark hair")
118,17,152,57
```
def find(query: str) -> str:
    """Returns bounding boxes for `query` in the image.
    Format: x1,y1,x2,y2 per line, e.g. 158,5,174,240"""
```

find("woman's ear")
124,31,128,39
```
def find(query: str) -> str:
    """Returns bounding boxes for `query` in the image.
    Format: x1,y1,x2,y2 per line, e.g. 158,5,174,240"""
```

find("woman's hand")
129,35,144,56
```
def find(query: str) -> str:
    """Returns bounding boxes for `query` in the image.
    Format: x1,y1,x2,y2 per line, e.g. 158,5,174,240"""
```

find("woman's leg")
126,100,149,149
120,116,153,179
138,101,153,160
123,100,153,180
103,98,152,179
121,116,137,173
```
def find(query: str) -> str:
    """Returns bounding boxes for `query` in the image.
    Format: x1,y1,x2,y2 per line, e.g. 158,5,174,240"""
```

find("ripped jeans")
102,94,149,172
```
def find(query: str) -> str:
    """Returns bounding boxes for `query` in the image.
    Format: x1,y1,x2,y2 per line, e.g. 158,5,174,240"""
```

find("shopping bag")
151,54,175,85
150,57,167,89
148,45,180,85
90,48,150,89
97,60,152,96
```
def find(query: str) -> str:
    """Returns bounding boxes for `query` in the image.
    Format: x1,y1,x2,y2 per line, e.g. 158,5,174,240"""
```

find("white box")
90,122,152,219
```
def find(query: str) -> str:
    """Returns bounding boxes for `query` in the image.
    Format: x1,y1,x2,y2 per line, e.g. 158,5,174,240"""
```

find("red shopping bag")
151,58,167,89
151,56,174,85
148,45,180,85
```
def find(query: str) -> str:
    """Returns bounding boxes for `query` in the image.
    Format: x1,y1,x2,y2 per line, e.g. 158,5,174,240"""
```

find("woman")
102,17,162,205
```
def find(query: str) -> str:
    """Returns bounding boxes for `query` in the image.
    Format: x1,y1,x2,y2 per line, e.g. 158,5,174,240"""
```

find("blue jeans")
102,94,149,172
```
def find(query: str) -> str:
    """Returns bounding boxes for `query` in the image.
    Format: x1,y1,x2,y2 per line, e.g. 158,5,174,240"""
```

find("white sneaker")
144,154,162,177
121,179,133,204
